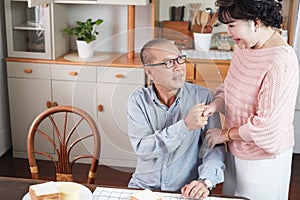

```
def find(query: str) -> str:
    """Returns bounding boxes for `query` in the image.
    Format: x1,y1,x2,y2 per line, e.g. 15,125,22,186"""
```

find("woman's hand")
181,180,210,200
203,103,217,117
203,97,225,117
205,128,226,148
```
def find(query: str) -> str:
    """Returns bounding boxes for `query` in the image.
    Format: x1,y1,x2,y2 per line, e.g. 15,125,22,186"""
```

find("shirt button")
163,165,167,168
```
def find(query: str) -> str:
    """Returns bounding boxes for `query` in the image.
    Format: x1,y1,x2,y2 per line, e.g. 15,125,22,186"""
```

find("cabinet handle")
115,74,124,78
52,102,58,107
69,71,78,76
98,104,103,112
46,101,51,108
24,68,33,74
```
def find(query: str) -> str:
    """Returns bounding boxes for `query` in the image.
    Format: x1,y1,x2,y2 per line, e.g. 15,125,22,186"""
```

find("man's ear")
145,67,154,80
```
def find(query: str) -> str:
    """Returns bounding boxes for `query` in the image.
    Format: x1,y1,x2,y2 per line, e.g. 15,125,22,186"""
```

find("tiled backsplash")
182,49,233,60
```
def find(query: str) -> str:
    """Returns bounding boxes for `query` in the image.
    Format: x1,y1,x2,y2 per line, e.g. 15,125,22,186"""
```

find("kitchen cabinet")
7,62,101,158
51,64,98,159
96,67,144,167
30,0,150,7
6,60,144,168
4,0,68,59
4,0,150,60
7,62,53,157
184,58,230,92
185,62,195,83
189,59,229,127
194,60,229,92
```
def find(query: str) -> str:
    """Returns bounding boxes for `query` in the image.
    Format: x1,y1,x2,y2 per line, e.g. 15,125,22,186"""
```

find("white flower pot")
76,40,95,58
193,32,212,52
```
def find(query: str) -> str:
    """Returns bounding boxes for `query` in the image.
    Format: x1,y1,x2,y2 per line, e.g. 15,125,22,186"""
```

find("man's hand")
184,103,208,130
181,180,210,199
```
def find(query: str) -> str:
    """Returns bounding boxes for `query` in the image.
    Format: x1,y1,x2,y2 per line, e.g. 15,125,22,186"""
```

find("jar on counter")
217,33,232,51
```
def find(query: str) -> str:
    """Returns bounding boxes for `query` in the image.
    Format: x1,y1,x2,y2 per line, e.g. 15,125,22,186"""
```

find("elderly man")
127,38,225,199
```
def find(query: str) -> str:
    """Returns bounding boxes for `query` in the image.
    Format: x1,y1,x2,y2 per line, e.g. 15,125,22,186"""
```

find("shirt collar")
150,84,183,106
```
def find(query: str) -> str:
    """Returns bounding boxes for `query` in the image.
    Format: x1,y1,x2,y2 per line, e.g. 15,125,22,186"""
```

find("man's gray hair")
140,38,172,65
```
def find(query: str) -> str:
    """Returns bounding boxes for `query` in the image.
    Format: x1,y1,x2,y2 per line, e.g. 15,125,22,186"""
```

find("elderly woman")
203,0,299,199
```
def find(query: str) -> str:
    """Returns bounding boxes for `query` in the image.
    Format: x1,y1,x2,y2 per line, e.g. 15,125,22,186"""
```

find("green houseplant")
64,18,103,43
64,18,104,58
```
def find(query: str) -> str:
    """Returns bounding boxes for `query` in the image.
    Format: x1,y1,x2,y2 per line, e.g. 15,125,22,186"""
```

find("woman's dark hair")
215,0,283,28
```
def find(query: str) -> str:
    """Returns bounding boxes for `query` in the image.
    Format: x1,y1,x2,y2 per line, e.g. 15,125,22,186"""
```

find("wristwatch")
199,178,213,191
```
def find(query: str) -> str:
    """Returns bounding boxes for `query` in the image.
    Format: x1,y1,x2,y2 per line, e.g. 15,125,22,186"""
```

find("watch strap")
199,178,213,191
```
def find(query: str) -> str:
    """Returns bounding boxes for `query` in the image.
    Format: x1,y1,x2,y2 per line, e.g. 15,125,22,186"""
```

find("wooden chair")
27,105,100,184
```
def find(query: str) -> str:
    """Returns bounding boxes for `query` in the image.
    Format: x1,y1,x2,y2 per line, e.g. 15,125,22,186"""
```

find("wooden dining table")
0,176,99,200
0,176,249,200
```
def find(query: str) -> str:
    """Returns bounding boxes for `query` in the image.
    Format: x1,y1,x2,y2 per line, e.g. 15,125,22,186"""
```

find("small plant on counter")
64,18,104,44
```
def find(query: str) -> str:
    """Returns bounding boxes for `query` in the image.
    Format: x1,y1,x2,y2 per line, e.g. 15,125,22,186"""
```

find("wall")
158,0,291,34
292,0,300,153
159,0,216,22
66,4,153,53
159,0,290,23
0,0,12,156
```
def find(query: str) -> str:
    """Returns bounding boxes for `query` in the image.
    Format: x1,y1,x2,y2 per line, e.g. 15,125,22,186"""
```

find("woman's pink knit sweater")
216,45,299,159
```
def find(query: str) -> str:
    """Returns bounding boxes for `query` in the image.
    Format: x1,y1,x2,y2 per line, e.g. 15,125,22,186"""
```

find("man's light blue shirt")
127,82,225,191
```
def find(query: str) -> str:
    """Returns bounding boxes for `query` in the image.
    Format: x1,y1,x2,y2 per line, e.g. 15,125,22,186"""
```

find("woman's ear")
253,19,261,32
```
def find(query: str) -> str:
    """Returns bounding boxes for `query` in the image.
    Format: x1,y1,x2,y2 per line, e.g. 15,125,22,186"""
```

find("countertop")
5,51,232,68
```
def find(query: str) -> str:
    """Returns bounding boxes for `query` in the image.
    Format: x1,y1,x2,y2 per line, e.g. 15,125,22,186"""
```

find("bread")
58,182,80,200
130,189,162,200
29,182,60,200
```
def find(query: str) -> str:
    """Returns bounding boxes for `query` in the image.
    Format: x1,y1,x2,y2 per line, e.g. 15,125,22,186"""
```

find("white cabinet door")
96,0,149,5
29,0,149,6
96,83,142,168
7,62,53,157
8,75,53,158
29,0,54,7
4,0,67,59
4,0,52,59
52,80,98,159
96,66,144,168
51,64,98,159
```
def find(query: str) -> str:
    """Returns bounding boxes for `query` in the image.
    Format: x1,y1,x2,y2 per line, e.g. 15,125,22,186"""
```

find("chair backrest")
27,105,100,184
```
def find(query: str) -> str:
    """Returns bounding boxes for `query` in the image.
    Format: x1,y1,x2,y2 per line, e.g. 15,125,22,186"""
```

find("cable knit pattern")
216,45,299,159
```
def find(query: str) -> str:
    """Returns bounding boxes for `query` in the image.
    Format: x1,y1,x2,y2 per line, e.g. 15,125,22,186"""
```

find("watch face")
204,179,213,189
200,178,213,190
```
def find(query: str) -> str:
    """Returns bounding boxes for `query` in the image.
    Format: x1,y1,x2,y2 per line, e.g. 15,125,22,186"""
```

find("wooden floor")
0,149,299,199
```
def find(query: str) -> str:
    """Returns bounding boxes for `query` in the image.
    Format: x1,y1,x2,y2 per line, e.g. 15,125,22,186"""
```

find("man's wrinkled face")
145,43,186,92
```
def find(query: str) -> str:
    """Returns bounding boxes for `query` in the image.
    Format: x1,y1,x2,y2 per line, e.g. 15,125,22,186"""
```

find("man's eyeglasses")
145,55,187,69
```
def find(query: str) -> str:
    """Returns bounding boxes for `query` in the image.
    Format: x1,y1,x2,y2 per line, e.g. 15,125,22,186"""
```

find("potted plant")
64,18,103,58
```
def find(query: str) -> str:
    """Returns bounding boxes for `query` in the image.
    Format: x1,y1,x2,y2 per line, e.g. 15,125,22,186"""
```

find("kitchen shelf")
53,0,150,5
13,23,45,31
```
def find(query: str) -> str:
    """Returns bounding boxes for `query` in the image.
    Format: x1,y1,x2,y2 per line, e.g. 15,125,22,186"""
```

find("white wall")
293,1,300,153
66,4,153,53
159,0,216,21
159,0,290,22
294,111,300,153
0,0,12,156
